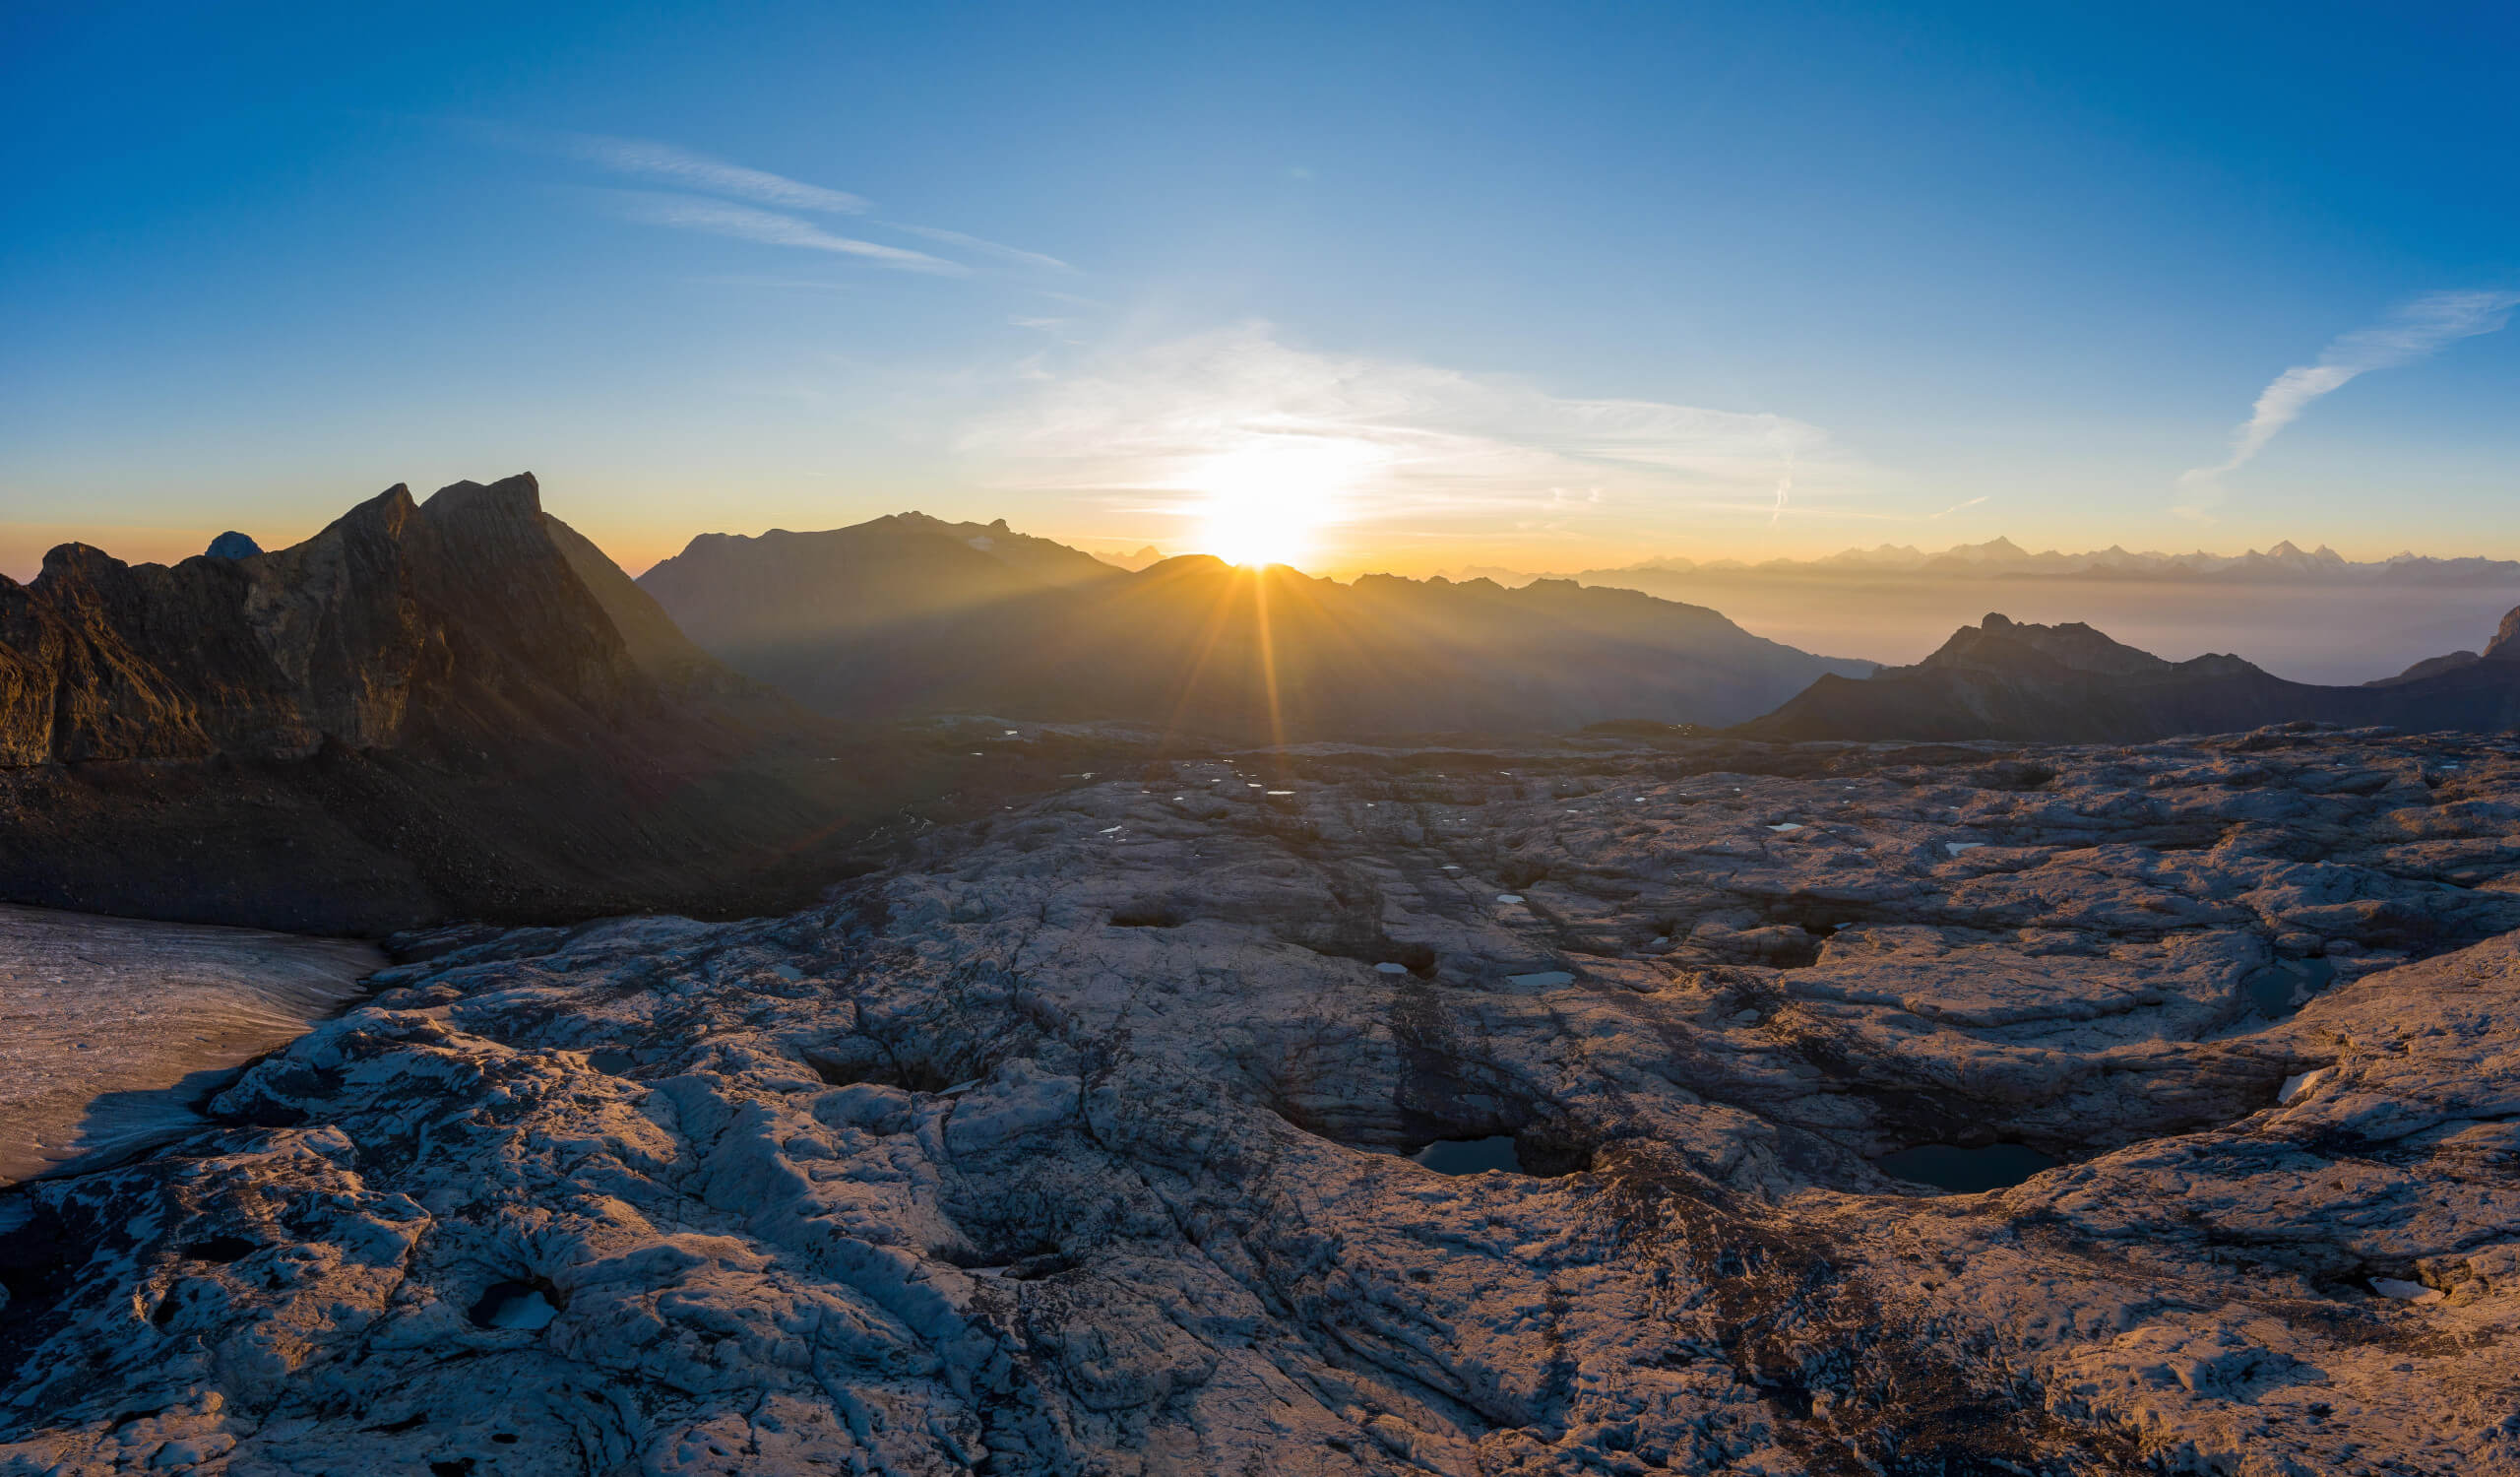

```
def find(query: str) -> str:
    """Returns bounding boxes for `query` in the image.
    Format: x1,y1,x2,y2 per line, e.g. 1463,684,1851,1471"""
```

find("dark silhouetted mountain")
638,513,1122,652
0,478,1107,932
638,520,1874,738
2368,651,2482,686
1739,609,2520,742
204,531,262,560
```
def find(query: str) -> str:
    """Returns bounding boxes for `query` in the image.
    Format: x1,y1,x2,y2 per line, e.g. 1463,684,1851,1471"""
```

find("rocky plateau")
4,724,2519,1474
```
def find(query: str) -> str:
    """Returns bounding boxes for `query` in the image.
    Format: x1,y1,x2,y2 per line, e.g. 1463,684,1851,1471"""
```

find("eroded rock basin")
4,727,2520,1474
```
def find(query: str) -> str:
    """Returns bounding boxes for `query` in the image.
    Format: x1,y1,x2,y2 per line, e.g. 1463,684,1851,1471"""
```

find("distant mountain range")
1738,606,2520,743
1084,544,1169,572
1451,537,2520,589
637,514,1874,738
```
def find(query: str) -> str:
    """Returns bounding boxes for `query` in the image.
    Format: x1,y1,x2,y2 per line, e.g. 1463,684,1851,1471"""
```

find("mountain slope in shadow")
0,477,1101,933
1738,610,2520,742
637,520,1874,738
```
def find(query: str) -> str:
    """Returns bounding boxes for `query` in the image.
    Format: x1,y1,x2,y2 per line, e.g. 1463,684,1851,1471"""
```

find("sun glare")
1185,438,1367,569
1200,499,1313,569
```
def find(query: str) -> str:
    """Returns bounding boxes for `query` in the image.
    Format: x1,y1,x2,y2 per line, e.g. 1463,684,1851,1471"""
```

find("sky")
3,0,2516,579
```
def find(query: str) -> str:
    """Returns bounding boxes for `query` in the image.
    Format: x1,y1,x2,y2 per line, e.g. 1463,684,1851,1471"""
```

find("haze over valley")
1449,539,2520,683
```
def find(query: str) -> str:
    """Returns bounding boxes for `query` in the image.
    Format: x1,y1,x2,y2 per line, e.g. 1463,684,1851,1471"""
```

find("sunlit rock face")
5,726,2519,1474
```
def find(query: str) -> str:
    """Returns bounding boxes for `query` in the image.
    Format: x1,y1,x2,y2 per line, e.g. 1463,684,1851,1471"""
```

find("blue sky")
4,0,2514,575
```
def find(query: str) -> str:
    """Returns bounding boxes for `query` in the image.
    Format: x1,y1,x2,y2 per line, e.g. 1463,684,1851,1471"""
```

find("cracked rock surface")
5,727,2519,1474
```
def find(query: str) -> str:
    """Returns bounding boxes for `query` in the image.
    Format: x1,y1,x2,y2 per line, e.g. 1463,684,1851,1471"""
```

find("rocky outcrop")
640,520,1877,739
1743,608,2520,742
3,726,2514,1472
0,476,649,765
2488,607,2520,662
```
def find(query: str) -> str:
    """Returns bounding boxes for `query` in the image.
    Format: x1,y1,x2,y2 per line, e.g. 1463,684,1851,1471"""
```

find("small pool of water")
469,1281,561,1330
1410,1135,1524,1175
587,1050,637,1075
1877,1142,2058,1192
1506,971,1575,988
2242,958,2337,1018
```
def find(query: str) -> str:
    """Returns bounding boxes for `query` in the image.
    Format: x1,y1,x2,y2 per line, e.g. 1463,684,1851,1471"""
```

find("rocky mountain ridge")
1742,608,2520,743
636,515,1877,739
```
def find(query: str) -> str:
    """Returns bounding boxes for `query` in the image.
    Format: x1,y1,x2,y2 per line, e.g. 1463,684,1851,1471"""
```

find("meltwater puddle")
2243,958,2338,1018
1409,1136,1526,1175
1877,1142,2059,1193
469,1280,562,1330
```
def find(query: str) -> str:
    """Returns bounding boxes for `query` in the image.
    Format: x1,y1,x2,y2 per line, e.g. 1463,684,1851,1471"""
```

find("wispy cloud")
596,190,966,274
556,132,868,214
962,324,1865,548
888,223,1072,273
482,126,1073,278
2178,289,2520,514
1929,494,1989,519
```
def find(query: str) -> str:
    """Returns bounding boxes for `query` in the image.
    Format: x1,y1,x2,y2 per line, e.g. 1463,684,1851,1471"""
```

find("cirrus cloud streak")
2179,289,2520,514
593,190,967,274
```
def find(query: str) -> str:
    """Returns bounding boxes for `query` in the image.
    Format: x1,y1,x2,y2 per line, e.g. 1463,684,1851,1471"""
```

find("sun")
1184,437,1364,569
1200,498,1313,569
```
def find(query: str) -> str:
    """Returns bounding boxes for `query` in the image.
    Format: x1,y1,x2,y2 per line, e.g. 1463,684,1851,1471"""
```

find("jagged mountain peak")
421,470,541,511
1922,612,2181,677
